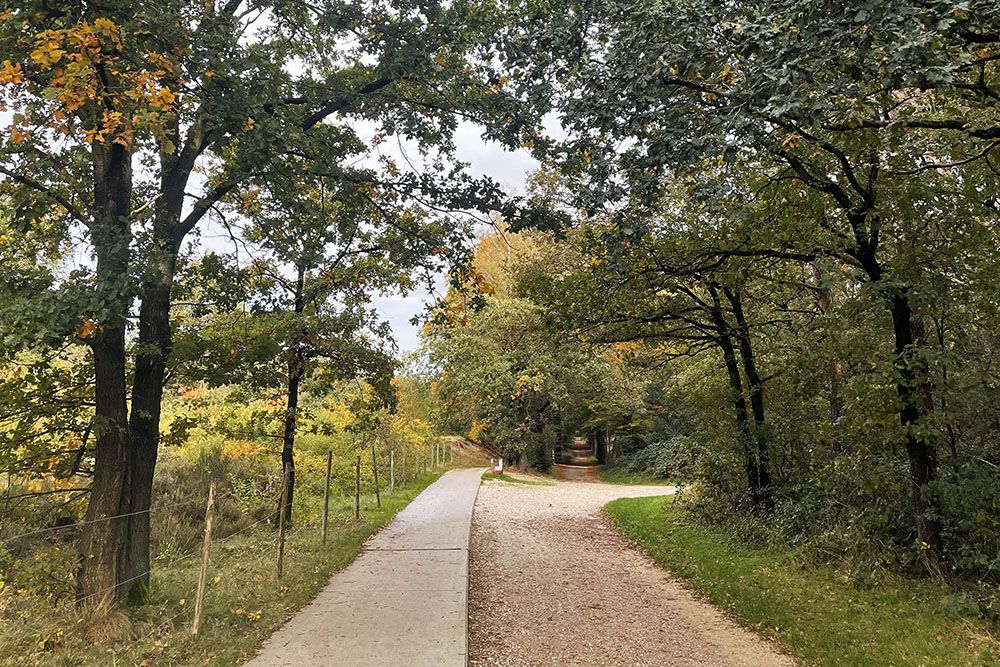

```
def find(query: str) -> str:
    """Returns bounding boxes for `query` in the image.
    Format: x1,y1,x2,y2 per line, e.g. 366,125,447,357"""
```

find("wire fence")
1,440,466,664
0,488,247,547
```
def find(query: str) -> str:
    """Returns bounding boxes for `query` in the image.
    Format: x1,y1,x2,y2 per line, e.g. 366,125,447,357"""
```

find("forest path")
244,468,482,667
468,477,795,667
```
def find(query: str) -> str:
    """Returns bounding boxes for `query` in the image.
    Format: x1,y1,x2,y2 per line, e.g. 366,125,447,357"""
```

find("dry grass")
0,471,447,667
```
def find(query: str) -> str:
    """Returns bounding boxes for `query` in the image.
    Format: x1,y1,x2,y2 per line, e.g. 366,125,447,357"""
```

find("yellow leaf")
8,126,29,145
242,117,255,132
0,59,22,85
93,18,118,36
150,86,175,109
781,132,802,152
76,318,98,339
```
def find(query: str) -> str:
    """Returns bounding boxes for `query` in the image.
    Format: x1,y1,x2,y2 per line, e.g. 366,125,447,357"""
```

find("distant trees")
429,229,626,470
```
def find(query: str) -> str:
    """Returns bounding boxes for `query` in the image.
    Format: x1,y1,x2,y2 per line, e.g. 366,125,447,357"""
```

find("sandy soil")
467,476,796,667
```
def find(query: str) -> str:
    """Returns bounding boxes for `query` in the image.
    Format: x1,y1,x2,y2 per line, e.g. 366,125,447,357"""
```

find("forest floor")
467,475,794,666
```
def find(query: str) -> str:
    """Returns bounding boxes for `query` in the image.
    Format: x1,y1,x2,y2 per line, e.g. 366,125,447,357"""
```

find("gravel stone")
468,476,795,667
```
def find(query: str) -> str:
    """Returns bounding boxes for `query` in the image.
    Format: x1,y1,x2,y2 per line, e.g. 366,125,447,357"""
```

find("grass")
605,496,1000,667
0,471,445,667
480,471,553,485
597,465,678,486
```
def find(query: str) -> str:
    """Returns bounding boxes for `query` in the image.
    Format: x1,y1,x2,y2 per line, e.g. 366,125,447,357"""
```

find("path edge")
464,468,485,666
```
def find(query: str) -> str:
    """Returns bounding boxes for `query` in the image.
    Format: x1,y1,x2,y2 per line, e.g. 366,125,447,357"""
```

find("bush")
936,458,1000,574
607,435,701,480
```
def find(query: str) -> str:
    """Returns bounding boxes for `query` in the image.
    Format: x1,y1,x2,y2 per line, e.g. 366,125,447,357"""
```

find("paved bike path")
245,468,483,667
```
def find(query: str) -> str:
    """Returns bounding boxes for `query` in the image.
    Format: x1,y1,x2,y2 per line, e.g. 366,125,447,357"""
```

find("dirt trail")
468,477,795,667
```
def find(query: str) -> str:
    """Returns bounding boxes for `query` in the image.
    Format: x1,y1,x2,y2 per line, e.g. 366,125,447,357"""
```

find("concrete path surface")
245,467,483,667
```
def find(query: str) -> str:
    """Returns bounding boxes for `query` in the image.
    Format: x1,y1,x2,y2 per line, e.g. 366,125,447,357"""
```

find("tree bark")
824,204,945,567
723,286,774,511
76,141,133,608
120,119,207,600
856,244,944,564
279,262,307,524
124,243,178,602
706,286,762,510
595,429,608,465
888,291,944,564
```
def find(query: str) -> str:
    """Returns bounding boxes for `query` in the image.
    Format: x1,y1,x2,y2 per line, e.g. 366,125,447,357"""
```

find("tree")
429,230,612,469
213,167,459,522
504,0,1000,568
0,0,527,606
520,201,786,510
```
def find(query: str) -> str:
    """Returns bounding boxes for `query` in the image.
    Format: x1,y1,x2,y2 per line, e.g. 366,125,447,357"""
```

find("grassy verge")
605,496,1000,667
597,465,678,486
0,471,444,667
480,472,553,485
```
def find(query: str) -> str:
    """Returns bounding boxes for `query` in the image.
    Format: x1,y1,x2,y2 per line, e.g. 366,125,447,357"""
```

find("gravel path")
468,477,795,667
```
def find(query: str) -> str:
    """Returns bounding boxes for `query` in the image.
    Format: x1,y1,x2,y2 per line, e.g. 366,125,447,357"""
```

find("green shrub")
608,435,701,480
936,458,1000,574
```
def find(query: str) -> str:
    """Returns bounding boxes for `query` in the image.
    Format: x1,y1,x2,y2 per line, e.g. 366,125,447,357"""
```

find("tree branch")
0,166,87,224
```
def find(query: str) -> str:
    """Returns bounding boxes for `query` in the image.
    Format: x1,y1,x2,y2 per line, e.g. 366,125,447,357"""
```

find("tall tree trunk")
857,241,945,565
280,263,307,524
723,286,774,511
841,206,944,568
810,262,843,425
706,286,761,510
121,120,205,601
76,142,133,608
124,243,177,602
595,429,608,465
888,291,944,565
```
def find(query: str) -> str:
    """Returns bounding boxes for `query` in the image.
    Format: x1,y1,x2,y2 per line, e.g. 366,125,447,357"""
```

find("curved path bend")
468,477,794,667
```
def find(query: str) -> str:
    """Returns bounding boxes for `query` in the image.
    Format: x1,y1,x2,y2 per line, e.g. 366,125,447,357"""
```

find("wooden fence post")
277,468,290,580
322,451,332,545
371,441,381,509
390,450,395,494
354,455,361,520
191,480,216,635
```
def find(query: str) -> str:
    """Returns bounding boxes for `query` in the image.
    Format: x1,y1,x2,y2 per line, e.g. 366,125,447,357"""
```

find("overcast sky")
369,121,540,352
